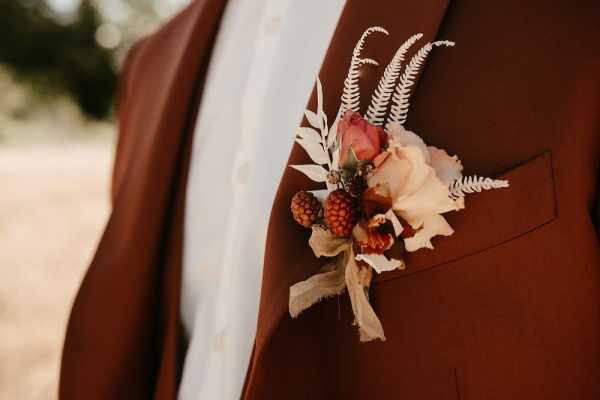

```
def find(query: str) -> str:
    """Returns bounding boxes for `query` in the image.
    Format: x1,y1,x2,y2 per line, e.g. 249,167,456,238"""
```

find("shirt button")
236,161,250,184
213,331,227,352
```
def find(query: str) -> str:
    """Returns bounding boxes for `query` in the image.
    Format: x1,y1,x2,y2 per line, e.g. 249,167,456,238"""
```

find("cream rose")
367,123,464,251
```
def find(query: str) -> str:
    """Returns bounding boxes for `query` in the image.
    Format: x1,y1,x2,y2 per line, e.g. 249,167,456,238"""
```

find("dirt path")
0,140,113,400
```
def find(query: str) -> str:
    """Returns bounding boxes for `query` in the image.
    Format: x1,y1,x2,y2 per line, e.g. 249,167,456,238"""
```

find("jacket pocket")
375,151,557,284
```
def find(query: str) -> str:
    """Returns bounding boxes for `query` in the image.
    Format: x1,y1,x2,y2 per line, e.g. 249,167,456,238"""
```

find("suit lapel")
245,0,451,394
60,1,227,399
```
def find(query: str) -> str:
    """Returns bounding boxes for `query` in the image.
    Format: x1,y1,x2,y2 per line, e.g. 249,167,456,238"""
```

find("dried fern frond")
341,26,388,114
366,33,423,126
387,40,455,126
449,175,509,200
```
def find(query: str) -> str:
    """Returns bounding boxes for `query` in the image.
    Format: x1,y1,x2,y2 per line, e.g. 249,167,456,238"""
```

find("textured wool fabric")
60,0,600,399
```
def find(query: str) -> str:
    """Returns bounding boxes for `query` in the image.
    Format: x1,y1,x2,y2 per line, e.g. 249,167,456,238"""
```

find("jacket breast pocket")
375,151,558,284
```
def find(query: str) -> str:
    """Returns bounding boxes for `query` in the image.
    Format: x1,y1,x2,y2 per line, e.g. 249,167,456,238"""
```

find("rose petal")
428,146,463,186
387,122,429,161
347,126,380,160
404,214,454,252
393,166,459,228
367,151,411,200
373,151,390,168
339,112,383,165
359,186,393,218
355,253,405,273
369,144,459,229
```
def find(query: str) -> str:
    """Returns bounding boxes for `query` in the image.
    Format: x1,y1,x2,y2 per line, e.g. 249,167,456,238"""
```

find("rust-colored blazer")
60,0,600,398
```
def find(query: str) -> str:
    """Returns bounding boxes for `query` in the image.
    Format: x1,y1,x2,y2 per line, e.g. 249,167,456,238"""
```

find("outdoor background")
0,1,189,398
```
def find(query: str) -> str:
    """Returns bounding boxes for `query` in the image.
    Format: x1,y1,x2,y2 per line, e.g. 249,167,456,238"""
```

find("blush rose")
337,111,386,166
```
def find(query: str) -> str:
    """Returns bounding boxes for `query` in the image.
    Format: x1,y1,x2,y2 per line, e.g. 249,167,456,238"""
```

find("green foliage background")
0,0,118,119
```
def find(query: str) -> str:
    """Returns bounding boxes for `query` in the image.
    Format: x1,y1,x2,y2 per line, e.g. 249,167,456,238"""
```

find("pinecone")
324,189,359,237
345,175,368,197
291,191,323,228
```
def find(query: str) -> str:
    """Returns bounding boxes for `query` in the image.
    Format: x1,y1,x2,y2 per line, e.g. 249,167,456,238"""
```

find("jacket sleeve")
595,172,600,239
111,40,144,204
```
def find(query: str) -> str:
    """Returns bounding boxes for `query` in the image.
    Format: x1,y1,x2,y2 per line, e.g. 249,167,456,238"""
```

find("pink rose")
337,111,386,166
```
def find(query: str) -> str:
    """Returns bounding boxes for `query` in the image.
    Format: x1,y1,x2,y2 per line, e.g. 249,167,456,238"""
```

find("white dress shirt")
179,1,345,399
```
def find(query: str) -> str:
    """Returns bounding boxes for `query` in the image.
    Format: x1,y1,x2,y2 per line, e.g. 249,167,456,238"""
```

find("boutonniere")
288,27,509,342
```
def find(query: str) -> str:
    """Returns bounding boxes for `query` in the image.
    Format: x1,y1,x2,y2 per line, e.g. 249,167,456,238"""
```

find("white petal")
428,146,463,185
309,226,350,258
355,253,405,273
296,139,329,165
393,165,459,228
290,164,328,182
384,209,404,237
367,152,411,200
387,122,429,161
404,214,454,252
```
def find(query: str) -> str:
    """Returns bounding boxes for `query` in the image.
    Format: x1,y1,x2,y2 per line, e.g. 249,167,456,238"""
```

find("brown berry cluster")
291,191,323,228
324,189,359,237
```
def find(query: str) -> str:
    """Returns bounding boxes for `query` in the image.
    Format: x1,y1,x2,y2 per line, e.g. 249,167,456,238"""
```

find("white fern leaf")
290,164,329,183
295,138,329,165
388,40,455,126
449,175,509,200
341,26,388,114
304,110,321,129
360,58,379,66
366,33,423,126
295,127,321,142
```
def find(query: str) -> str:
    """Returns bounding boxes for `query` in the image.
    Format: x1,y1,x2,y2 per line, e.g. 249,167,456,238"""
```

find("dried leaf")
316,77,324,121
305,110,321,130
296,127,321,143
290,164,328,182
296,138,329,165
328,110,341,148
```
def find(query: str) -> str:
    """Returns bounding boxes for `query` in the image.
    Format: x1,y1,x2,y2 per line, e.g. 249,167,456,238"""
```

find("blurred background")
0,1,189,398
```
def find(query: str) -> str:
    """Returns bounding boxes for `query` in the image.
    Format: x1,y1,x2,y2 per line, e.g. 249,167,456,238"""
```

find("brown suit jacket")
60,0,600,398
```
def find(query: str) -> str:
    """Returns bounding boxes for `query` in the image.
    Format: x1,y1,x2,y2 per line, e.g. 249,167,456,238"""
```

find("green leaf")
342,145,359,171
